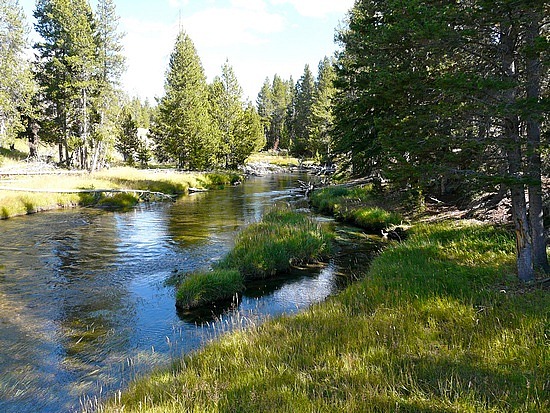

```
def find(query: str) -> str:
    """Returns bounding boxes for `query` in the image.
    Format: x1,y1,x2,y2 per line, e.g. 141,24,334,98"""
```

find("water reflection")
0,174,380,413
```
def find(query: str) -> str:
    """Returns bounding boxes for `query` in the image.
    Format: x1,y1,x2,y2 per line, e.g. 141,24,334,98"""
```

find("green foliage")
309,57,336,163
33,0,125,170
153,31,218,170
175,269,244,310
219,205,333,279
0,0,35,144
257,75,294,151
310,185,402,231
209,61,265,169
101,220,548,413
289,64,315,157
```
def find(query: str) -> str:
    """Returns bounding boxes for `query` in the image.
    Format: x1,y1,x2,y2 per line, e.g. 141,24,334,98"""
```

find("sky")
18,0,354,103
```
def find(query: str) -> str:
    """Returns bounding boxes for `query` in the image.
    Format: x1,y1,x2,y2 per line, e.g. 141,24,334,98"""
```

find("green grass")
246,151,300,167
175,269,244,310
175,205,334,309
311,185,403,231
97,220,549,413
218,205,334,279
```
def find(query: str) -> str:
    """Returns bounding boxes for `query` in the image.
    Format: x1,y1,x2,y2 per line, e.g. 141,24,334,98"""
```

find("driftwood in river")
0,187,177,201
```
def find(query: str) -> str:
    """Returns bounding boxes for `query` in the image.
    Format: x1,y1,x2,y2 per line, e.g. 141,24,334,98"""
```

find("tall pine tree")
0,0,35,146
34,0,97,167
153,31,218,170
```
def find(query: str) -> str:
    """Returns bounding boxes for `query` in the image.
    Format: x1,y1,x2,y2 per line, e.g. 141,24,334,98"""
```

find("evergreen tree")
0,0,35,146
152,31,218,170
256,77,273,150
309,57,336,163
91,0,125,171
33,0,97,167
115,107,139,165
270,74,292,150
209,60,244,168
290,64,315,157
333,0,549,281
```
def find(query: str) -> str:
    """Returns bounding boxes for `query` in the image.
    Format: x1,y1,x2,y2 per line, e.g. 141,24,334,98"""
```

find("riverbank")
96,208,548,411
0,166,241,218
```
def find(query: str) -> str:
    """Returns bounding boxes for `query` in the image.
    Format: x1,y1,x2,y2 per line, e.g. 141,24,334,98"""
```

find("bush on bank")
100,220,549,413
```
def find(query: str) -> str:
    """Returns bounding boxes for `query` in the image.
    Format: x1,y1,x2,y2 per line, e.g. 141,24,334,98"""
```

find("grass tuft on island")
0,167,242,218
99,220,548,413
310,184,402,231
175,205,334,309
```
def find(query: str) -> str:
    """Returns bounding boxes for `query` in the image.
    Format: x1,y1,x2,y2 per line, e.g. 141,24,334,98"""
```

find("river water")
0,173,379,412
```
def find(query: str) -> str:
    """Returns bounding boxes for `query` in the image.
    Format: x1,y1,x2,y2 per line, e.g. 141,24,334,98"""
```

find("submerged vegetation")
175,205,334,309
101,220,549,413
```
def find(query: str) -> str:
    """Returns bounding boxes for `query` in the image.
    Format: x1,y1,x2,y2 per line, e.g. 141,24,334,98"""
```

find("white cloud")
120,17,179,101
270,0,354,18
181,5,285,48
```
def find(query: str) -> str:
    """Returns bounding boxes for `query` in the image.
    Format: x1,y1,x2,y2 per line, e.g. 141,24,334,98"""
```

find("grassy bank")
0,167,241,218
175,205,333,309
310,185,403,231
98,220,548,412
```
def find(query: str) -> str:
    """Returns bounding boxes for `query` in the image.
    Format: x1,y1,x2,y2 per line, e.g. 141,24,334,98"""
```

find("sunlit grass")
0,167,242,218
97,220,549,413
311,185,403,231
176,269,244,310
218,204,334,279
175,205,334,309
246,151,300,167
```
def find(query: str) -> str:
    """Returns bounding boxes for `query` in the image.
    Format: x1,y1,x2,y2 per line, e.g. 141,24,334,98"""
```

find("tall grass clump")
99,220,548,413
311,185,402,231
175,205,334,309
219,205,333,279
175,269,244,310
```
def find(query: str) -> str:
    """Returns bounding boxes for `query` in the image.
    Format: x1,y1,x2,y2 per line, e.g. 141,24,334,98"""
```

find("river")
0,173,379,412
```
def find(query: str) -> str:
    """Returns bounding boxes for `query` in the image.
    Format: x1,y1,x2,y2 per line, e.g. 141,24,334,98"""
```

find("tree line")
256,57,337,163
332,0,549,282
1,0,337,171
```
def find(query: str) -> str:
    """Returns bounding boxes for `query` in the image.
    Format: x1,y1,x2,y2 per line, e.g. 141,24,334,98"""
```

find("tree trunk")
525,9,549,273
501,18,535,282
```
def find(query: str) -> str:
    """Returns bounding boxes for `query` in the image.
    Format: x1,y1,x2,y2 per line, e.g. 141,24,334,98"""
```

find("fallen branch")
0,187,176,200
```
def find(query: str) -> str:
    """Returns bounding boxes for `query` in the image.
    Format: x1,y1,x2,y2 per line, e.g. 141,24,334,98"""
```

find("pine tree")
309,57,336,163
270,75,292,151
153,31,218,170
333,0,549,281
0,0,35,146
91,0,125,171
256,77,273,150
209,60,244,168
290,64,315,157
34,0,97,167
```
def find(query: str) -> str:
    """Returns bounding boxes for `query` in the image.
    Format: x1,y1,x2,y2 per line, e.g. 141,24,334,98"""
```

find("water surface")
0,174,379,412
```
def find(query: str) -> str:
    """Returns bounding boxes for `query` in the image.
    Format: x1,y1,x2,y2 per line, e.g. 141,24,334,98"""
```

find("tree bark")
501,18,535,282
525,9,549,273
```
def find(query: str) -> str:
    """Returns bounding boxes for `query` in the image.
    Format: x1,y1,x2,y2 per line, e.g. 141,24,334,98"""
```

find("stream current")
0,173,380,412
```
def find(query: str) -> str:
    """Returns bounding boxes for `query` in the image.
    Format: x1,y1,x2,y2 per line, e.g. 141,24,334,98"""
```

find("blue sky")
19,0,354,103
